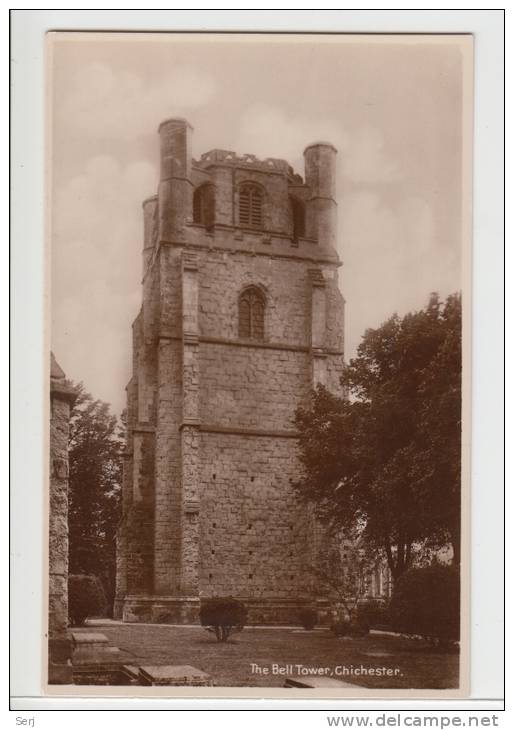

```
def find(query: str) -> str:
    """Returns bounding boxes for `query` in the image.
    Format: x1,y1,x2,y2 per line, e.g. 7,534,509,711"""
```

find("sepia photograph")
46,31,473,697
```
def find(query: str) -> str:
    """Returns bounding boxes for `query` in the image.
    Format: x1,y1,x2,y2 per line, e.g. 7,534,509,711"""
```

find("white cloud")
57,61,216,141
235,105,402,190
340,192,459,360
341,126,402,184
52,155,157,412
235,103,348,172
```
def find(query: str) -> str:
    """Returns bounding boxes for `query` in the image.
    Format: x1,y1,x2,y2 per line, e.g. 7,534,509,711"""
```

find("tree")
416,296,462,564
68,384,124,614
294,293,461,582
68,574,107,627
312,540,375,625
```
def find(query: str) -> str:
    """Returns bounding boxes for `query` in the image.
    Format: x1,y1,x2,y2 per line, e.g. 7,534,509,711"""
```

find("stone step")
71,632,109,649
122,665,142,682
72,646,129,667
138,665,213,687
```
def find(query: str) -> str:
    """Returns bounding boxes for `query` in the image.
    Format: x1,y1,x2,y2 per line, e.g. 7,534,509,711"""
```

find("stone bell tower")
114,118,345,624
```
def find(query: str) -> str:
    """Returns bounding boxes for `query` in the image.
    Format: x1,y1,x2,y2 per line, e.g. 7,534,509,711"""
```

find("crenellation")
194,149,297,179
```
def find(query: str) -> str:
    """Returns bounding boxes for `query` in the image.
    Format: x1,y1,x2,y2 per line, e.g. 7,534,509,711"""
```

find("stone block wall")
197,252,312,345
153,338,183,595
198,433,316,602
49,398,71,635
116,119,345,623
199,344,310,430
48,354,76,683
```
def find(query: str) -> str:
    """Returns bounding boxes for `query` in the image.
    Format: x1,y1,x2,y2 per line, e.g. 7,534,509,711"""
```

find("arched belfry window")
239,184,263,228
193,184,209,225
238,286,265,340
290,196,306,241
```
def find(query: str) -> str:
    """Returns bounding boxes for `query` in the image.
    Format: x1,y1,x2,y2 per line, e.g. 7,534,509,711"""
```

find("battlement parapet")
194,149,304,183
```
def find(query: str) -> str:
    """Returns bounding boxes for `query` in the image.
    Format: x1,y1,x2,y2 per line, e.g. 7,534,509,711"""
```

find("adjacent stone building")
114,118,345,624
48,353,77,683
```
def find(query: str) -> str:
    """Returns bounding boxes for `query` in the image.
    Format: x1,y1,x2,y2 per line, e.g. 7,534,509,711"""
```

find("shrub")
389,564,460,647
199,597,248,642
331,620,350,637
348,619,369,636
331,617,369,638
68,574,107,627
299,607,317,631
357,600,391,630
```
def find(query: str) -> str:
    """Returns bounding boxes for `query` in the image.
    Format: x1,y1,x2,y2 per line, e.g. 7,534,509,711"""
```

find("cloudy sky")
50,33,467,415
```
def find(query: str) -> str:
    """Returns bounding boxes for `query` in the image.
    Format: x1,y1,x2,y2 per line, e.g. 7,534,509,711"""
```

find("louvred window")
239,184,263,228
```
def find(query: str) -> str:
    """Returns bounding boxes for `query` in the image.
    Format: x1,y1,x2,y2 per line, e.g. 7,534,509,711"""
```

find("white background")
9,6,506,722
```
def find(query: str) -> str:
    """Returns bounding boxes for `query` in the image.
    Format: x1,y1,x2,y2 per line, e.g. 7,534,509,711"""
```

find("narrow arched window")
239,184,263,228
238,286,265,340
290,196,305,241
193,184,209,225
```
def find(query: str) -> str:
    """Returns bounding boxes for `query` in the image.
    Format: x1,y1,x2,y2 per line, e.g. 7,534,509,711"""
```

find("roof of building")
50,352,66,380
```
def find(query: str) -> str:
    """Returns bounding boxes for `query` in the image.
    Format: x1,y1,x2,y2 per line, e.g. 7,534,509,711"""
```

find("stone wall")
116,119,345,624
48,354,76,683
191,149,308,237
198,432,314,601
197,253,313,345
199,344,310,430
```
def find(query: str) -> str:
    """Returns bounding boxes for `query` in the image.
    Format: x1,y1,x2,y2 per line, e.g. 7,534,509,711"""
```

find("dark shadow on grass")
195,634,244,645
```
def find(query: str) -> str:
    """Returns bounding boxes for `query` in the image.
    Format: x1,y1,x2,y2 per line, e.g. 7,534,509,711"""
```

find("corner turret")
158,118,193,241
303,142,338,251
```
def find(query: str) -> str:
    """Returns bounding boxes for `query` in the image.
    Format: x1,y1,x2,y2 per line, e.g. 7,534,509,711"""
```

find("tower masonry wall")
198,433,315,608
116,119,345,624
199,345,309,431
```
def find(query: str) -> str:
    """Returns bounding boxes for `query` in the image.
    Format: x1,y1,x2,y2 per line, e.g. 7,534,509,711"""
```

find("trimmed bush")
330,621,350,636
349,619,369,636
389,564,460,647
200,597,248,642
331,620,350,637
299,608,317,631
357,600,391,631
68,574,107,627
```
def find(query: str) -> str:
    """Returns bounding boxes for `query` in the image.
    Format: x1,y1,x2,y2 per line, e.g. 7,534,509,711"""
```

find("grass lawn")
76,623,459,689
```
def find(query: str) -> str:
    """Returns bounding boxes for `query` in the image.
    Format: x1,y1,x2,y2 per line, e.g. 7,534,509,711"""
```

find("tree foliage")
389,564,460,646
294,293,461,581
68,574,107,627
68,384,124,614
312,541,375,624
